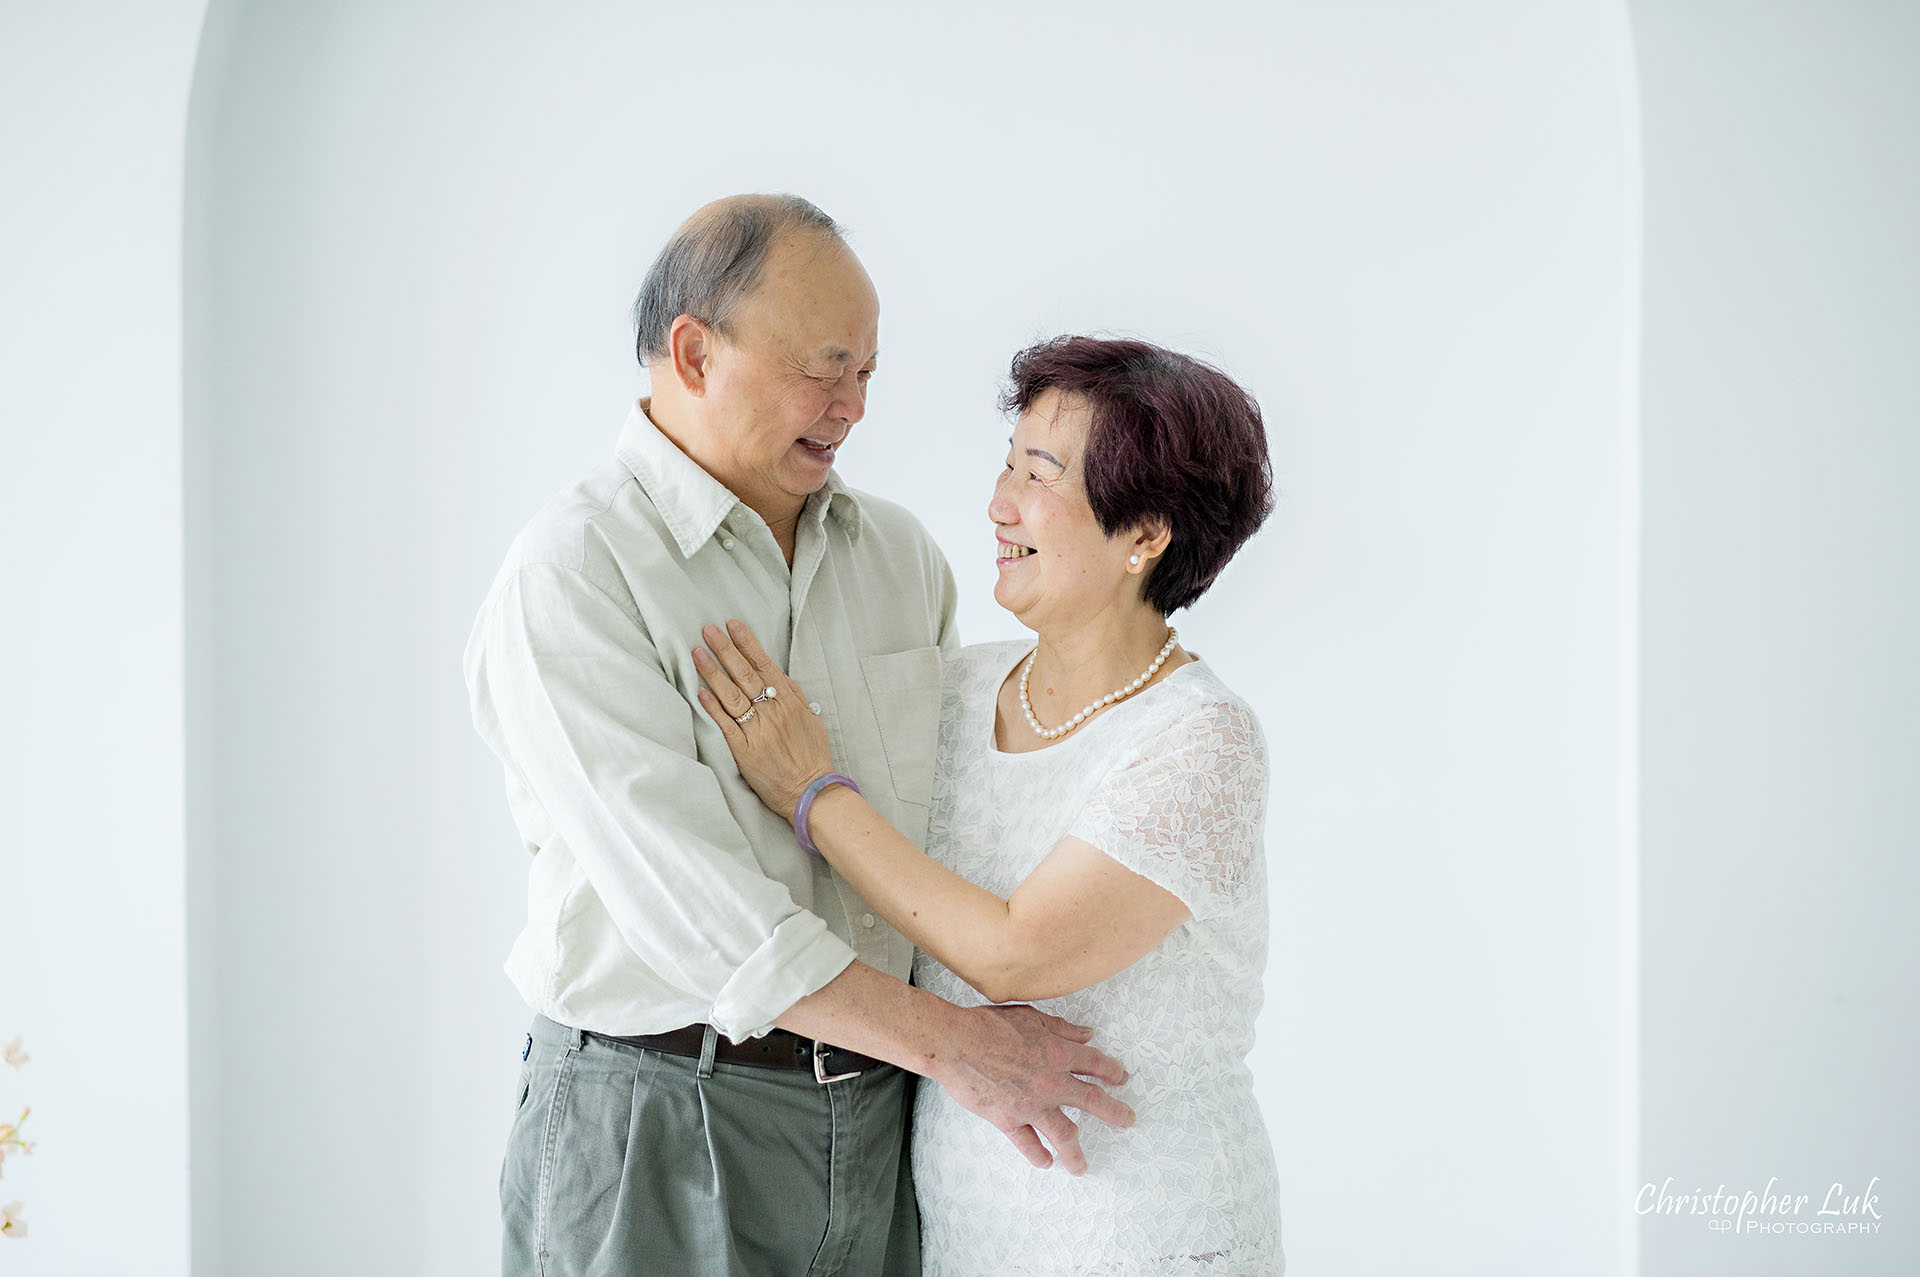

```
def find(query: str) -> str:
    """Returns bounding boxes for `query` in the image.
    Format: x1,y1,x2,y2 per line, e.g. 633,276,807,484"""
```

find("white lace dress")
912,640,1284,1275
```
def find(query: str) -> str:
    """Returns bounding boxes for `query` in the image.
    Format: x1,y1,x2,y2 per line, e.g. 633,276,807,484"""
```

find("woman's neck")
1019,606,1183,733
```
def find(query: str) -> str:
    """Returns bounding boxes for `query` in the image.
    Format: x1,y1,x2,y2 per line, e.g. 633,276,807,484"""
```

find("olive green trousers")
502,1013,921,1276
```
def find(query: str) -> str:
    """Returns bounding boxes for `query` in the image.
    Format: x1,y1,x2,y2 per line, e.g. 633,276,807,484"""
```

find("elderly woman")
692,335,1283,1275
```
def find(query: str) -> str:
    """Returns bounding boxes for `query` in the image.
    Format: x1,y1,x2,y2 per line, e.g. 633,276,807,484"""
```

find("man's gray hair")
631,194,845,366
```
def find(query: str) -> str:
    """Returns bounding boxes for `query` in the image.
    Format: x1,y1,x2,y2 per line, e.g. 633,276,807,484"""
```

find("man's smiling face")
699,229,880,515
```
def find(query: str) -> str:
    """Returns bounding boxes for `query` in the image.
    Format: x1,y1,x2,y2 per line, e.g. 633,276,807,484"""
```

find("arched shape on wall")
182,4,1643,1272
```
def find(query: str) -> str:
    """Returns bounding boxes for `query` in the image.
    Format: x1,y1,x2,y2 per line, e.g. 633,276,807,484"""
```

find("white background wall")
1632,3,1920,1274
0,3,207,1275
180,3,1636,1274
20,4,1912,1277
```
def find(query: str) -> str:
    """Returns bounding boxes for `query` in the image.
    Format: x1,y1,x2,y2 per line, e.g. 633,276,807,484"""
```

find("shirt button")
862,913,877,928
721,537,736,550
808,701,822,715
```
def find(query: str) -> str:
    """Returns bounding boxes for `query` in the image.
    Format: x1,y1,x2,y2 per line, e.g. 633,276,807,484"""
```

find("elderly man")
464,194,1133,1276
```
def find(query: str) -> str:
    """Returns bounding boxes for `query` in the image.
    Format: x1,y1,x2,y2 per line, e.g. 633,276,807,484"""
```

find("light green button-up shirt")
464,399,959,1041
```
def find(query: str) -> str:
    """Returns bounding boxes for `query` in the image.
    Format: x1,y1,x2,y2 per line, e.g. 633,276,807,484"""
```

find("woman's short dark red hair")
1000,335,1274,615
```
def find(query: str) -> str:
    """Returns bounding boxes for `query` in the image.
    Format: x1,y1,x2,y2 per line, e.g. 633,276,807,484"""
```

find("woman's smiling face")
989,388,1145,629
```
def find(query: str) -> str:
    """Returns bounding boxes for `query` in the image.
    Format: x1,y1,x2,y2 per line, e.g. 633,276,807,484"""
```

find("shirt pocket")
859,645,944,810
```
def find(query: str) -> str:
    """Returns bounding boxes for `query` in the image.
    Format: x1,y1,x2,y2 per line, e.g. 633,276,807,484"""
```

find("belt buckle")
812,1039,863,1084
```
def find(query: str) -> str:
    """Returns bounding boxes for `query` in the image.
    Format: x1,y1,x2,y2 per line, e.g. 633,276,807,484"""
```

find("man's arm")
774,960,1134,1176
466,560,857,1041
469,559,1134,1172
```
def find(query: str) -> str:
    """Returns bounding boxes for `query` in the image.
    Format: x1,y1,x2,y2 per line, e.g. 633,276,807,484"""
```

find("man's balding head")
631,193,846,367
634,194,878,541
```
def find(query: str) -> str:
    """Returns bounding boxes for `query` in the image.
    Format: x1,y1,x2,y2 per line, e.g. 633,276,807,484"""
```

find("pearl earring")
1129,554,1141,566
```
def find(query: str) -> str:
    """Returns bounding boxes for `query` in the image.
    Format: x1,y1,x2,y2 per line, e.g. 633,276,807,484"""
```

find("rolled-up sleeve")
465,560,855,1041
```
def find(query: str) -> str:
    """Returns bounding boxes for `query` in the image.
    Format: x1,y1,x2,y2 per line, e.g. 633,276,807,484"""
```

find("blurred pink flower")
0,1108,30,1181
1,1199,24,1238
0,1040,23,1071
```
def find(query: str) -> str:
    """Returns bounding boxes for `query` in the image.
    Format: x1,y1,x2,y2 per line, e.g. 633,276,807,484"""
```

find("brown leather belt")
585,1023,884,1084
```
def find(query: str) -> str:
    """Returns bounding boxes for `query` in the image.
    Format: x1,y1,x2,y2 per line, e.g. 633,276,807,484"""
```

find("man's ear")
1128,519,1172,572
666,314,716,397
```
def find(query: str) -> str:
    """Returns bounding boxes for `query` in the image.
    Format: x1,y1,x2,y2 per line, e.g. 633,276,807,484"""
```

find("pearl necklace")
1020,628,1178,740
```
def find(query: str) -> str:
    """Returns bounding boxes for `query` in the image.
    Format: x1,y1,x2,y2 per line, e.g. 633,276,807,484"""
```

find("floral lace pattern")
913,641,1284,1276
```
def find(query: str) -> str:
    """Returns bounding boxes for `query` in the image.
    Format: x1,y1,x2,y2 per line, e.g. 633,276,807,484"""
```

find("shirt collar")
814,460,867,544
614,398,865,557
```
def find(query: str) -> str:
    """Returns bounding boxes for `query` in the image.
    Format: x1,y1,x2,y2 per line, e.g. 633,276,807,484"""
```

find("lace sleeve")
1067,696,1269,921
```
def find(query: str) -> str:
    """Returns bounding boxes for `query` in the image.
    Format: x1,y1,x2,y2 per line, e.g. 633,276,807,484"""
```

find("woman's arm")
805,787,1190,1004
690,618,1191,1004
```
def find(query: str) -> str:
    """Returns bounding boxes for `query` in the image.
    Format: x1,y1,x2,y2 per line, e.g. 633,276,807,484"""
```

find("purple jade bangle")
793,772,860,856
